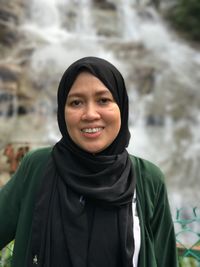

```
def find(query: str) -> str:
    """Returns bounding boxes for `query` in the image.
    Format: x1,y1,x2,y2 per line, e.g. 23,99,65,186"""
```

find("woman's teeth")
82,128,103,133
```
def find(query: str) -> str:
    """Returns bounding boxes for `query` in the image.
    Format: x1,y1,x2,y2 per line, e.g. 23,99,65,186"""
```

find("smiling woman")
0,57,178,267
65,72,121,153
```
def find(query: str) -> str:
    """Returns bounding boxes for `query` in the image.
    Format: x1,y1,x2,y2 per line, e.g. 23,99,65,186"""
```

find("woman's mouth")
81,127,104,138
81,127,104,133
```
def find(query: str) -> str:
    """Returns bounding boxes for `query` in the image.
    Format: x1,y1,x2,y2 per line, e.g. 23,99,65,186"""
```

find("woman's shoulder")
129,154,165,186
129,154,168,219
20,146,53,171
25,146,52,160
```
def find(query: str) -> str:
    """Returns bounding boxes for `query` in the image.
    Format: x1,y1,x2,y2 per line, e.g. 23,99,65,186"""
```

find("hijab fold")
26,57,136,267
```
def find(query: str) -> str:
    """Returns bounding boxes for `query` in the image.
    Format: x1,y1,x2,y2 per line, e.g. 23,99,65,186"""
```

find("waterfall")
29,0,61,28
22,0,68,44
118,0,141,41
117,0,200,88
16,0,121,145
75,0,95,37
2,0,200,208
21,0,119,73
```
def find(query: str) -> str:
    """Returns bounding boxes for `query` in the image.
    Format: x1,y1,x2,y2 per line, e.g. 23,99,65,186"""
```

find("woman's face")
65,72,121,153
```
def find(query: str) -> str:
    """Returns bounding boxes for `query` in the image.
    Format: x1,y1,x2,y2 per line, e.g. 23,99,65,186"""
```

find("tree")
167,0,200,41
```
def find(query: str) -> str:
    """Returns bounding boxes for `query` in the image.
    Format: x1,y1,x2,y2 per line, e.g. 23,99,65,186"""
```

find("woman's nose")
81,103,101,121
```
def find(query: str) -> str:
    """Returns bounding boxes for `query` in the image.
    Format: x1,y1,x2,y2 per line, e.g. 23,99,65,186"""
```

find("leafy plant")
166,0,200,41
178,256,200,267
0,242,13,267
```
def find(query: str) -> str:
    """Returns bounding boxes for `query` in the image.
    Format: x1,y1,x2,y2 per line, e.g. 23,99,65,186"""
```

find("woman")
0,57,178,267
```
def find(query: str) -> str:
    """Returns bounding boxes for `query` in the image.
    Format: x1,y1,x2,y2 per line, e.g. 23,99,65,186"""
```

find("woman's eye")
70,100,82,107
98,98,111,105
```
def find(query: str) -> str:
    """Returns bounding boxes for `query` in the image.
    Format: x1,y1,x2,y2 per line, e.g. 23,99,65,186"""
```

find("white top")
132,190,141,267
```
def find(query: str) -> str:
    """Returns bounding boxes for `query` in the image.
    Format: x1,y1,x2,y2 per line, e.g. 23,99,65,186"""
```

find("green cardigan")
0,147,178,267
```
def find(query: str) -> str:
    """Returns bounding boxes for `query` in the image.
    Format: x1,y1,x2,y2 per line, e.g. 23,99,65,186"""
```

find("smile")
81,127,104,133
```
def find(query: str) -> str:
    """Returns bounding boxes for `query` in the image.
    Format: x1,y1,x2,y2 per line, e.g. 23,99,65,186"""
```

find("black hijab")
57,56,130,155
27,57,135,267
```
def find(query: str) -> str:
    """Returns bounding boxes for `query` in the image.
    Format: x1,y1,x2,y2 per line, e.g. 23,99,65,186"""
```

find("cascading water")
23,0,68,43
125,6,200,208
2,0,200,211
16,0,121,145
75,0,95,36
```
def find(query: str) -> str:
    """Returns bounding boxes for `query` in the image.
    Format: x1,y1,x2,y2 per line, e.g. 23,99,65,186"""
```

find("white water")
22,0,69,43
118,0,141,41
75,0,95,36
7,0,200,209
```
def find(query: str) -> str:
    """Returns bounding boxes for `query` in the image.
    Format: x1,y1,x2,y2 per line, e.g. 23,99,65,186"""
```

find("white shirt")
132,190,141,267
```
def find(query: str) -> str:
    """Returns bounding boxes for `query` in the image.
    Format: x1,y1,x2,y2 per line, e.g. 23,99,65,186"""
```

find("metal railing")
174,207,200,267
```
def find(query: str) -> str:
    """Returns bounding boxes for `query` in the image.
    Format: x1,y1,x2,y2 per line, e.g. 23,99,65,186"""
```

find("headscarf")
57,56,130,155
27,57,135,267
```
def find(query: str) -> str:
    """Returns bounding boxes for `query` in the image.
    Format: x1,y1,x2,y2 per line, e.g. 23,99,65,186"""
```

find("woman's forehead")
67,71,112,94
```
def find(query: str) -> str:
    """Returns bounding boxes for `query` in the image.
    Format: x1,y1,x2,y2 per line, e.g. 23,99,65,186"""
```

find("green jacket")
0,147,178,267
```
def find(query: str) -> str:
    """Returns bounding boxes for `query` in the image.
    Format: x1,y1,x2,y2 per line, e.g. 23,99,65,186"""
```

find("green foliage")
179,256,200,267
166,0,200,41
0,242,13,267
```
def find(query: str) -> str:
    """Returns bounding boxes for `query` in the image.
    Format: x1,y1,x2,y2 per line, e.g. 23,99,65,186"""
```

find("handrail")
174,207,200,266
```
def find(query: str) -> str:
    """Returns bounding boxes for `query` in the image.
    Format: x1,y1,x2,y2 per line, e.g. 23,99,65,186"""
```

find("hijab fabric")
27,57,135,267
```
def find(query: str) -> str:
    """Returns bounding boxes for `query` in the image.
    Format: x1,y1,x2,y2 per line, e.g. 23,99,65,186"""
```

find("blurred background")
0,0,200,254
0,0,200,208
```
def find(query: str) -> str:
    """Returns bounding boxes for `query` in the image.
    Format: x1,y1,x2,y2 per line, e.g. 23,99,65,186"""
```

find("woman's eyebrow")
67,92,84,99
95,90,111,96
67,89,111,98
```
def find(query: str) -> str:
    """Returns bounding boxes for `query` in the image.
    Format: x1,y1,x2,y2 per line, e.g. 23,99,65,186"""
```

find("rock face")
0,64,21,90
0,62,35,117
0,0,38,119
93,0,116,10
0,0,25,46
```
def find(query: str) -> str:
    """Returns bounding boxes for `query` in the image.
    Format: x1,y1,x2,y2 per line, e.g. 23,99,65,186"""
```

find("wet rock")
146,114,165,126
0,0,25,16
0,63,21,92
0,63,33,117
93,0,116,10
0,21,20,46
0,7,18,24
0,0,25,46
17,92,34,115
15,45,36,66
0,64,20,82
135,67,155,94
